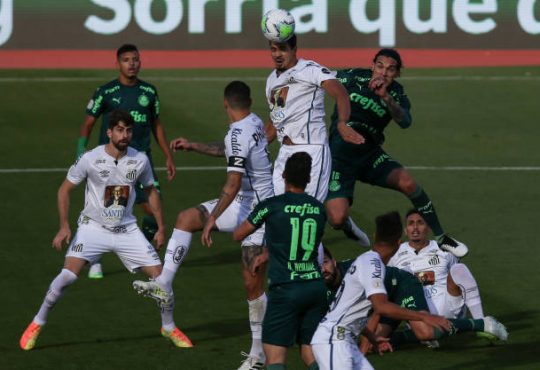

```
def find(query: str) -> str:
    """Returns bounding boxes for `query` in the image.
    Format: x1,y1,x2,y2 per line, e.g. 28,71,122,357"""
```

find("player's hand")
369,76,390,99
249,248,269,276
153,228,166,250
52,226,71,251
422,313,452,332
166,157,176,181
372,337,393,355
337,121,365,145
201,217,217,247
170,137,192,152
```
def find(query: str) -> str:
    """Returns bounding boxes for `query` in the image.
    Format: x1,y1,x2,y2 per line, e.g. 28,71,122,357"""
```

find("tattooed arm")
170,137,225,157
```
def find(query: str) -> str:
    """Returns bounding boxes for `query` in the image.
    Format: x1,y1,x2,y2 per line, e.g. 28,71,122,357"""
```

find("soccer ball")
261,9,295,42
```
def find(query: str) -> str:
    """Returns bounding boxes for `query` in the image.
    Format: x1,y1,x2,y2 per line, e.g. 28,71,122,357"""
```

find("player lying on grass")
311,211,452,370
132,81,274,365
20,110,190,351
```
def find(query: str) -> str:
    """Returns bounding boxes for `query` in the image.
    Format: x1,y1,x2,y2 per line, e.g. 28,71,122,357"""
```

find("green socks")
142,215,158,241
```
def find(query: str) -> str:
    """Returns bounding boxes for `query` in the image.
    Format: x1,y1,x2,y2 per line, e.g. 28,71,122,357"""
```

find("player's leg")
264,345,288,370
448,263,484,319
141,154,161,241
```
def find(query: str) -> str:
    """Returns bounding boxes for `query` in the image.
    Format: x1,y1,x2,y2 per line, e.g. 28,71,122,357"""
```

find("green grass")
1,67,539,369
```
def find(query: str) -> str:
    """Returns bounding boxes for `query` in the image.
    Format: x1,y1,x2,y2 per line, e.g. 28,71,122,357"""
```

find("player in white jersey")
19,110,191,351
389,209,486,319
132,82,274,368
311,212,451,370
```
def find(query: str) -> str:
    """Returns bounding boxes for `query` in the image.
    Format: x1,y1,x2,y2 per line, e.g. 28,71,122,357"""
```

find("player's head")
116,44,140,79
282,151,311,190
372,48,402,83
224,81,252,111
322,246,339,288
374,211,403,249
269,35,298,72
112,186,122,198
107,110,134,151
405,209,431,245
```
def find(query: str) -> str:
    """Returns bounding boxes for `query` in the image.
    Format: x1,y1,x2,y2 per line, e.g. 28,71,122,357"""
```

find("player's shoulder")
337,68,370,84
389,78,406,94
234,113,264,132
95,79,120,94
136,79,158,95
298,59,333,75
125,147,150,163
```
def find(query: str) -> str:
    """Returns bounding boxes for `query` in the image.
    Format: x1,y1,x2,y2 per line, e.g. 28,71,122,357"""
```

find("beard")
112,140,129,151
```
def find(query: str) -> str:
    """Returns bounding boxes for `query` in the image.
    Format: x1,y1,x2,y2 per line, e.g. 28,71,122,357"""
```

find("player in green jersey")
234,152,327,370
326,48,468,258
77,44,176,278
321,247,507,352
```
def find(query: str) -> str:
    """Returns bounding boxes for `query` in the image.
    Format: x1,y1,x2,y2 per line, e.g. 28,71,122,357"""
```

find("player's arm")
264,119,277,143
52,179,77,251
360,312,382,354
233,219,258,242
201,171,243,247
144,186,166,250
151,118,176,181
369,78,411,128
360,323,392,355
76,115,98,156
170,137,225,157
322,79,365,145
369,293,451,332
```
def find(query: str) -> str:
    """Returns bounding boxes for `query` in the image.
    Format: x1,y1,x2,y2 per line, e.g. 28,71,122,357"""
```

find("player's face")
117,51,141,79
322,255,337,286
405,213,430,244
372,55,400,85
269,41,297,72
108,121,133,151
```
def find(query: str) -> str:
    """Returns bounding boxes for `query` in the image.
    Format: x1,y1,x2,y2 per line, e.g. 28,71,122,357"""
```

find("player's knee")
327,208,347,228
410,319,434,340
449,263,477,289
175,208,204,231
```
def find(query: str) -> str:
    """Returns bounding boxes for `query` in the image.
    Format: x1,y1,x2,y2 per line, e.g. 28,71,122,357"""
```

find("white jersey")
312,251,387,344
67,145,154,227
388,241,459,314
224,113,274,202
266,58,336,145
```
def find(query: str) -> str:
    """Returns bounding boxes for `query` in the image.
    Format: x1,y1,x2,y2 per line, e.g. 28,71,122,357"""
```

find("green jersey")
86,79,160,152
330,68,411,146
248,192,327,287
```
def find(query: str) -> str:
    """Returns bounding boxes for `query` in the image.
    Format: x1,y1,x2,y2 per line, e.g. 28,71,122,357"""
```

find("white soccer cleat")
132,280,172,305
481,316,508,341
344,217,371,247
437,235,469,258
420,339,440,349
88,263,103,279
237,352,265,370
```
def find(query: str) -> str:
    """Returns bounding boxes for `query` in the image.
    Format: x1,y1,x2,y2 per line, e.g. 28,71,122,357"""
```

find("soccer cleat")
437,235,468,258
237,352,265,370
343,217,371,247
20,321,42,350
88,263,104,279
132,279,172,305
481,316,508,341
161,327,193,348
420,340,440,349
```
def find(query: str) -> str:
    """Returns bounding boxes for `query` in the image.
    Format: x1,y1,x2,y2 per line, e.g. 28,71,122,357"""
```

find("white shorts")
312,341,373,370
428,292,465,318
273,143,331,202
65,218,161,273
200,193,265,247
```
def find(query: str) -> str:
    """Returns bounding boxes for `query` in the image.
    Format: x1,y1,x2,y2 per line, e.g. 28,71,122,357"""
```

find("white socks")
248,293,267,359
34,268,78,325
450,263,484,319
157,228,192,289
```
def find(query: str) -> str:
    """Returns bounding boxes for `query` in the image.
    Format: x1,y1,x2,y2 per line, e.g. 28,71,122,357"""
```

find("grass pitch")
0,67,539,369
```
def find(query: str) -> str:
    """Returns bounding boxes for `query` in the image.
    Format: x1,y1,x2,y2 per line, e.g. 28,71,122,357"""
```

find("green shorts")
380,272,429,329
263,280,328,347
327,138,403,203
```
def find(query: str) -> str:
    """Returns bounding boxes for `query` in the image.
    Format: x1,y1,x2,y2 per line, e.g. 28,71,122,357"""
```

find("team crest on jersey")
428,255,440,266
329,180,340,192
138,95,149,107
126,169,137,181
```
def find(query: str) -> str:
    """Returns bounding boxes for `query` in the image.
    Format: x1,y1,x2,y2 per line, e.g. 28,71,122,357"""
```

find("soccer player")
77,44,176,278
385,209,508,343
131,81,274,368
321,247,508,352
19,110,191,351
311,211,452,370
233,152,328,370
325,48,468,257
265,34,370,247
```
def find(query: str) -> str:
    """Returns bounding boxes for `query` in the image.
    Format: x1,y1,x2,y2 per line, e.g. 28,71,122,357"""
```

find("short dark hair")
323,246,333,260
373,48,403,71
117,44,139,59
269,34,297,50
224,81,251,109
406,208,421,219
374,211,403,245
283,152,311,189
108,110,134,129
